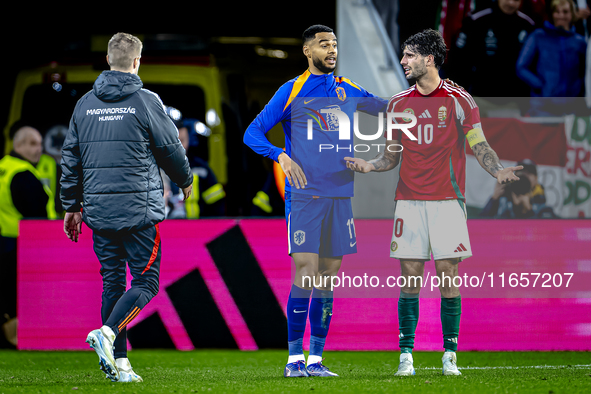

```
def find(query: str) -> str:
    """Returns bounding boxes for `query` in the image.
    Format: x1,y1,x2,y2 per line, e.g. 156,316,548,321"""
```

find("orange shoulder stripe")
283,69,312,112
335,76,361,91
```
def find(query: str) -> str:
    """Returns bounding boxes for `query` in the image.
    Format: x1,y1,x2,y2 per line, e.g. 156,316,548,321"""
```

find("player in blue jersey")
244,24,386,377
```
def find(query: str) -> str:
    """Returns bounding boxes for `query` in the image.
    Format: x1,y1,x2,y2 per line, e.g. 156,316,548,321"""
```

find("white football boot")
442,351,462,375
116,357,143,382
86,326,119,381
394,352,415,376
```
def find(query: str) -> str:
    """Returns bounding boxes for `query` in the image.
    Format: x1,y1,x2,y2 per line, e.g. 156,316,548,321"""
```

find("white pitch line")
421,364,591,370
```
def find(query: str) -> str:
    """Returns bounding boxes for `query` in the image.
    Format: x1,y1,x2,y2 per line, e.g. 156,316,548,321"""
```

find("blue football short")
284,191,357,257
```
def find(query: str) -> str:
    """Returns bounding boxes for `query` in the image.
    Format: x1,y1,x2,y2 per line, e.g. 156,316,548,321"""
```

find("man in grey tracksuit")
60,33,192,383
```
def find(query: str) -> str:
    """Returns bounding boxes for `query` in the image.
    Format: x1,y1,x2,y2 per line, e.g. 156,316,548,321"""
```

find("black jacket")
60,70,192,232
9,152,48,218
447,4,535,97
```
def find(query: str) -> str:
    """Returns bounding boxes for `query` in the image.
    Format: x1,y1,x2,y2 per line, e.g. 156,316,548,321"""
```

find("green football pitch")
0,350,589,393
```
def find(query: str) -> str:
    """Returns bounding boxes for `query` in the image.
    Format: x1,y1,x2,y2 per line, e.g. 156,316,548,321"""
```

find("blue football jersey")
243,70,386,197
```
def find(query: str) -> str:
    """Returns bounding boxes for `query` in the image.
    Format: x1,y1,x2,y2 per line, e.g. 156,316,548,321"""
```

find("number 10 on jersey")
417,124,433,145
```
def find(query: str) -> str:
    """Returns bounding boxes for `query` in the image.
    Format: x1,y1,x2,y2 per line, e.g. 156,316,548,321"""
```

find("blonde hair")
550,0,578,24
107,33,143,70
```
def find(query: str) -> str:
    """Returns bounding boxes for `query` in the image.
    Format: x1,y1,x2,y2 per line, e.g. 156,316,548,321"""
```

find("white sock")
307,355,323,366
287,354,305,364
100,325,116,342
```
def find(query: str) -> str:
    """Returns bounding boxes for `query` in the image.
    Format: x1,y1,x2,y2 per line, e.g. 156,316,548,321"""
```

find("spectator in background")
9,121,61,216
521,0,552,27
436,0,475,57
516,0,587,103
0,125,56,348
480,158,555,217
163,106,226,218
447,0,535,97
515,159,546,204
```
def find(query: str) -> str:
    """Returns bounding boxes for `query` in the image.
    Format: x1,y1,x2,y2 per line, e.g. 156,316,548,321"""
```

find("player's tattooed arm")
471,141,522,184
368,141,401,171
344,139,401,173
472,141,503,176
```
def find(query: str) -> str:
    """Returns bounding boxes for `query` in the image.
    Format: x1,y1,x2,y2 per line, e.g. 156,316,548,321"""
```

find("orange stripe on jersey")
119,310,141,331
118,306,141,331
335,76,362,91
283,70,311,112
273,151,286,200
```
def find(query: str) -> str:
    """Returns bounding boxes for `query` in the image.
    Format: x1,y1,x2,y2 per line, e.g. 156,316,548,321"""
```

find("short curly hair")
402,29,447,69
302,25,334,45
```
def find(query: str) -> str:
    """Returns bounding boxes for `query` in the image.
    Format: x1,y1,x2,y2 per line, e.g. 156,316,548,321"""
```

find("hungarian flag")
466,116,591,218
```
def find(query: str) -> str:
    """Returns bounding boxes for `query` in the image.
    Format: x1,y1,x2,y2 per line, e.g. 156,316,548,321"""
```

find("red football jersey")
387,79,481,201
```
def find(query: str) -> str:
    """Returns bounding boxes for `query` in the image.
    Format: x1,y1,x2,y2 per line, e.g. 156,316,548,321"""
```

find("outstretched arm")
471,141,522,184
345,139,401,173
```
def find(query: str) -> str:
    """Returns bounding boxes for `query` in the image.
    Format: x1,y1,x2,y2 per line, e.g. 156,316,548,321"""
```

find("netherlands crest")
294,230,306,246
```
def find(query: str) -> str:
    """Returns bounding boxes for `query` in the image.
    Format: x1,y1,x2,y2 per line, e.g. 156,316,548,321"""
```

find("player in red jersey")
345,29,522,376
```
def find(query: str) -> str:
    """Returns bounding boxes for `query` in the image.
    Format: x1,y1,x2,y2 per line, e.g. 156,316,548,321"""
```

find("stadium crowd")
395,0,591,106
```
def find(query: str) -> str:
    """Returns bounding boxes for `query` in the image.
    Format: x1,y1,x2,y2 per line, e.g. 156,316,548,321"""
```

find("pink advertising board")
18,219,591,351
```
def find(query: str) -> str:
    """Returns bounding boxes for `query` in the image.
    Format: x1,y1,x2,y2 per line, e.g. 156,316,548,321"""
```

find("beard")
312,56,336,74
407,63,427,80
